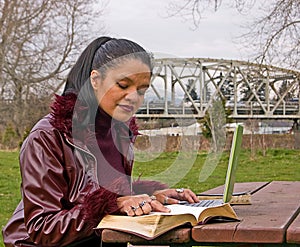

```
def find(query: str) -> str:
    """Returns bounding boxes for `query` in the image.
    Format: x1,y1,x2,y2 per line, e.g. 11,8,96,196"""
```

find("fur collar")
50,93,78,135
49,93,140,142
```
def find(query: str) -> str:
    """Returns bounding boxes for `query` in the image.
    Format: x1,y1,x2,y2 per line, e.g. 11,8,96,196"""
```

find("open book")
96,203,238,240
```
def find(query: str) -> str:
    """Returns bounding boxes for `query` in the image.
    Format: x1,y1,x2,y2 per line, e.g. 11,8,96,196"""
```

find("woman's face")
91,59,151,122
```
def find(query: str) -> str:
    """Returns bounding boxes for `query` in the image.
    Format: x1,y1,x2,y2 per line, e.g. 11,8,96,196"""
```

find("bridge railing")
136,58,300,120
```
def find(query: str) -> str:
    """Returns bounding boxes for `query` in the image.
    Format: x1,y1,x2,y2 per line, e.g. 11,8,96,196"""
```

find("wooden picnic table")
101,181,300,246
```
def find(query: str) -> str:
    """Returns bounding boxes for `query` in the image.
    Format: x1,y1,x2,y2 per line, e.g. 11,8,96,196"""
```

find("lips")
119,104,134,113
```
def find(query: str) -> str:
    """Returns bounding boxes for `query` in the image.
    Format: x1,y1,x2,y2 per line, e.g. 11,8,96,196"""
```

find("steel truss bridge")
136,58,300,124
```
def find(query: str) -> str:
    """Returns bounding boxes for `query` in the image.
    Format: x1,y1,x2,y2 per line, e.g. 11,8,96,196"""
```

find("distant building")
226,121,292,134
139,123,202,136
139,121,293,137
256,121,292,134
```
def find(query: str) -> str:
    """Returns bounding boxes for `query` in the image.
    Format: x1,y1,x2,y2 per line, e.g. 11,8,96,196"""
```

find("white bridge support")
136,58,300,122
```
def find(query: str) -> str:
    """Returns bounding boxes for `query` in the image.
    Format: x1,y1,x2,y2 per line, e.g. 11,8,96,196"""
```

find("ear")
90,70,101,90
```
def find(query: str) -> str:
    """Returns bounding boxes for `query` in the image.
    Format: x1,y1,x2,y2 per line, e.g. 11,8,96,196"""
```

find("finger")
185,190,200,203
176,189,199,203
133,206,144,216
150,200,171,213
191,192,200,202
136,200,151,215
130,205,142,215
164,197,179,205
140,202,152,214
153,193,167,205
184,194,197,203
124,207,135,216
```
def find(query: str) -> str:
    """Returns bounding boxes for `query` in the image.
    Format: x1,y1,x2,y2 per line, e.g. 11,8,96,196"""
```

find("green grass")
1,149,300,246
133,148,300,193
0,151,21,246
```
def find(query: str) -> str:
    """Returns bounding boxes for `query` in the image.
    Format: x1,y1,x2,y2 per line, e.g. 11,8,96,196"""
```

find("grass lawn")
1,148,300,246
133,148,300,193
0,151,21,247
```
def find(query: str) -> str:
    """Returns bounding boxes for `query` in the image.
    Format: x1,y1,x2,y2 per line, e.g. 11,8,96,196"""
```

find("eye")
117,81,128,89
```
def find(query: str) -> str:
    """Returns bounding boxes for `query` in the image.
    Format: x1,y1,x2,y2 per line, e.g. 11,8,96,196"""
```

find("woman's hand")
153,188,199,205
117,194,170,216
116,188,199,216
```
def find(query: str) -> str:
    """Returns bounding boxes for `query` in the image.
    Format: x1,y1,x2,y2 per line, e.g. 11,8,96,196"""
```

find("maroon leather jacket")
2,94,167,246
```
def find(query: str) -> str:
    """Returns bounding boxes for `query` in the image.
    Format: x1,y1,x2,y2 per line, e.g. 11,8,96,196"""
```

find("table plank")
287,211,300,244
192,181,300,244
200,181,269,195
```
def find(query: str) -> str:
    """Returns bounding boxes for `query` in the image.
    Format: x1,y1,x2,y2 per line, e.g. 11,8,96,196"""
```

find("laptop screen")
223,124,243,203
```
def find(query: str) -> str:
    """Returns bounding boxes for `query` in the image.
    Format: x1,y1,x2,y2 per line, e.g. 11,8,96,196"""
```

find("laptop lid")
222,124,243,203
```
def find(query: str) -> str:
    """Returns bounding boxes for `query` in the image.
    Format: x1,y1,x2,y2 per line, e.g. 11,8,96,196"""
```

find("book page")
165,204,206,219
150,204,208,219
153,203,237,223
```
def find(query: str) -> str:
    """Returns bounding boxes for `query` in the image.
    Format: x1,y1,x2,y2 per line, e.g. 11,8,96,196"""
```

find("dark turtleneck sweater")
88,108,132,194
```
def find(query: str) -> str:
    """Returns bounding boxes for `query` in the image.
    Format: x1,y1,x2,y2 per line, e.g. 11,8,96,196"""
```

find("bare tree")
165,0,299,70
0,0,106,144
239,0,300,70
165,0,256,29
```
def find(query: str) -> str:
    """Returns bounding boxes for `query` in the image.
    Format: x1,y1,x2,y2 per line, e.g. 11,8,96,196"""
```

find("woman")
2,37,199,246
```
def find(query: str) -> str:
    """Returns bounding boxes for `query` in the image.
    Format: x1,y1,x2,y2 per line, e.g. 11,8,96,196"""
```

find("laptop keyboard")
182,199,223,207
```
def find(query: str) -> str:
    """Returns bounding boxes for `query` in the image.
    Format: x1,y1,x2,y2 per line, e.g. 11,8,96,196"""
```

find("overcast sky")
103,0,260,61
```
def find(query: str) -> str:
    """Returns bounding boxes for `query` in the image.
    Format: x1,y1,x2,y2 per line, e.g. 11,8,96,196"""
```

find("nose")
124,90,139,103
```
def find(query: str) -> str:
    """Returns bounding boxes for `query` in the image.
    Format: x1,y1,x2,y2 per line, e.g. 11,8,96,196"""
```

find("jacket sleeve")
20,128,118,246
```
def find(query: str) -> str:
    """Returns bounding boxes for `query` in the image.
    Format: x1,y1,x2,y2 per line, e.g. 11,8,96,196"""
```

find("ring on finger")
163,196,169,204
150,195,156,201
176,188,185,193
139,200,147,207
131,205,140,212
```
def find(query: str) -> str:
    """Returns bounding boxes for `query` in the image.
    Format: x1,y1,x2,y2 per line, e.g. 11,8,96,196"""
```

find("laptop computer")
181,124,244,207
